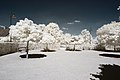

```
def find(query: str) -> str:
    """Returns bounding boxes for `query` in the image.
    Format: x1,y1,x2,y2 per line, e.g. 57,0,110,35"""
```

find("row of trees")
8,18,93,51
5,18,120,51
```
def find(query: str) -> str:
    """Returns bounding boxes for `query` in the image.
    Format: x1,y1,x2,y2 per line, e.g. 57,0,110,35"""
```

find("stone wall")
0,42,18,56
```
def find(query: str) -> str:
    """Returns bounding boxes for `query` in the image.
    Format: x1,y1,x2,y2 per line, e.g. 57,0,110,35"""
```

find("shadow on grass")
94,49,120,53
99,54,120,58
41,50,56,52
90,64,120,80
104,50,120,52
20,54,47,59
66,49,81,51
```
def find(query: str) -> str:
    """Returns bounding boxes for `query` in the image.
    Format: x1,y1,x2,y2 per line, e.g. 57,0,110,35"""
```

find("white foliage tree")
40,32,58,51
64,33,84,45
43,22,64,44
9,18,42,42
68,35,84,51
64,33,72,44
81,29,93,49
96,21,120,50
65,29,93,51
9,19,65,51
39,22,64,51
70,35,84,45
81,29,92,43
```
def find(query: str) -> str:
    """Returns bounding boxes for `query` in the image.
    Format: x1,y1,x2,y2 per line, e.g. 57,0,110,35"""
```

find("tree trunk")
26,41,29,58
114,45,116,51
73,44,75,51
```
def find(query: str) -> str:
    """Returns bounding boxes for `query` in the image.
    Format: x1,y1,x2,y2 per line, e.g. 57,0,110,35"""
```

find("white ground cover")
0,49,120,80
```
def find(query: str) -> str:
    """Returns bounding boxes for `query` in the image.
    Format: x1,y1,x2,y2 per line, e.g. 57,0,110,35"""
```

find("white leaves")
64,29,93,48
40,32,56,43
9,18,42,42
97,21,120,36
96,21,120,49
8,18,94,50
9,18,65,50
81,29,92,44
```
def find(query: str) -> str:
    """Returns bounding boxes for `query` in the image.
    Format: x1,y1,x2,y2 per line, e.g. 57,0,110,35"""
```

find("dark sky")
0,0,120,36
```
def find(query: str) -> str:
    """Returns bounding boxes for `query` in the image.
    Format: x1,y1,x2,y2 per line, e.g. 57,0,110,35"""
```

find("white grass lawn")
0,48,120,80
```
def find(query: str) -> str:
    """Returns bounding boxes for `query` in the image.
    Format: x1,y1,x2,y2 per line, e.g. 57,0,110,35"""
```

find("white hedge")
40,43,60,51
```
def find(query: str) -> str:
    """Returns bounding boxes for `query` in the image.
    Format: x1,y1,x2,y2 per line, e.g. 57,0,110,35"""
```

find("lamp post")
9,13,16,26
9,13,16,42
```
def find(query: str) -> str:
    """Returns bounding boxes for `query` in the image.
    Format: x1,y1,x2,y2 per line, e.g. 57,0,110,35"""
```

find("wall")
0,42,18,56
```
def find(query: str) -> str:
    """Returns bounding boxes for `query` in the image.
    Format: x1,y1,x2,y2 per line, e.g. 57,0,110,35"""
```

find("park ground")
0,48,120,80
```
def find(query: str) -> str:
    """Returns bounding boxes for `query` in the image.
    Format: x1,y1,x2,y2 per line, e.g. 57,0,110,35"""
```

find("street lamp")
9,13,16,42
10,13,16,26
